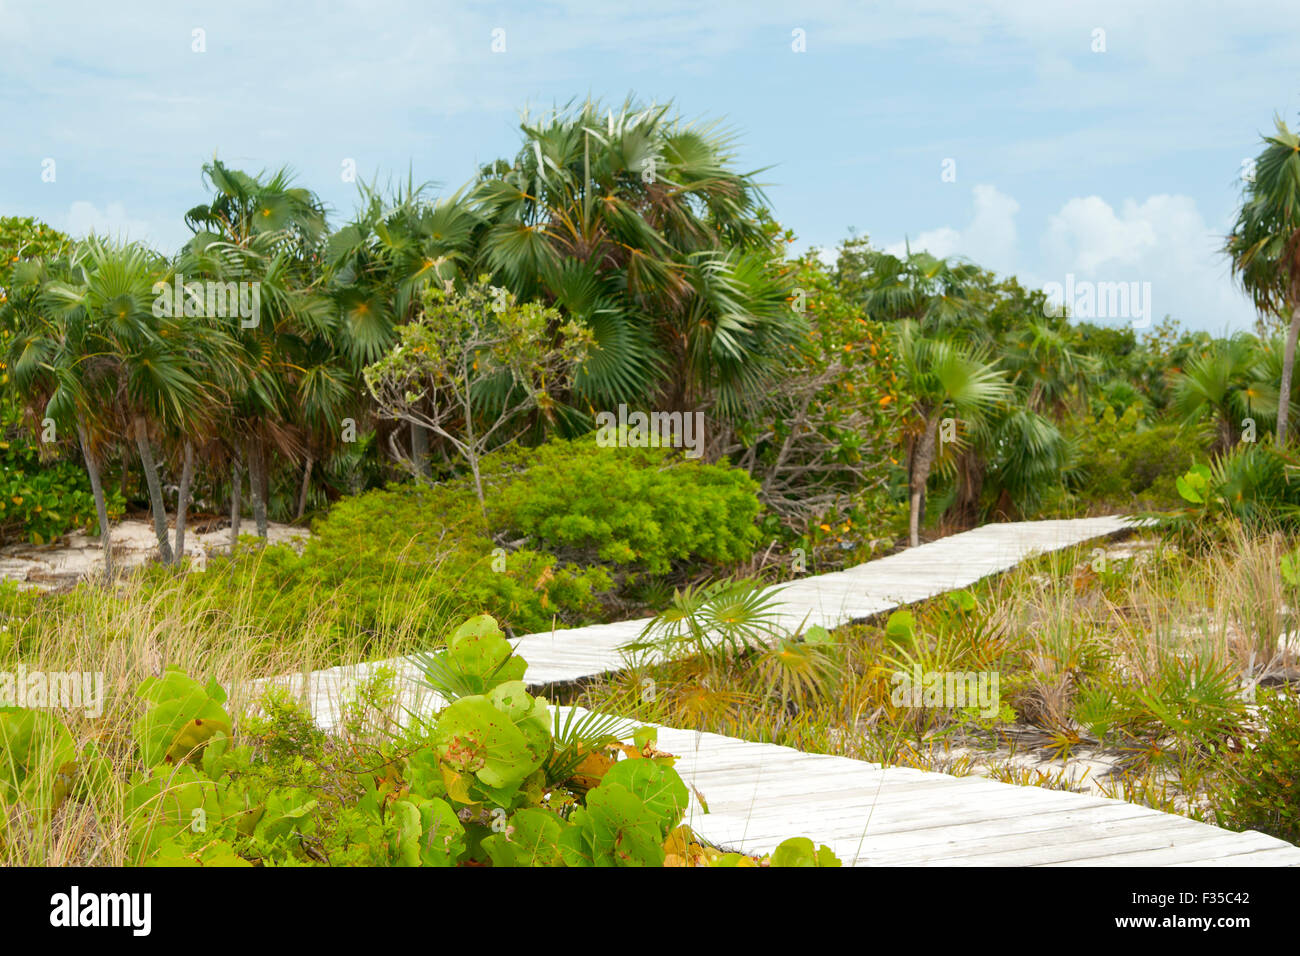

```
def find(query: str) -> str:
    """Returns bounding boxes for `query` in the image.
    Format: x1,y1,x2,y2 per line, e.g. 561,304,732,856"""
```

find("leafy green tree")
0,217,68,292
364,278,591,516
721,247,903,526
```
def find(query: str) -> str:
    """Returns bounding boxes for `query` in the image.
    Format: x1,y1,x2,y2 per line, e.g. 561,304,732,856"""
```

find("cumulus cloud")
876,187,1257,333
1037,194,1253,333
885,184,1020,274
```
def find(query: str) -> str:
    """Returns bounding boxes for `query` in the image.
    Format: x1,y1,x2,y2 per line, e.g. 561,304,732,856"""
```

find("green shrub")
0,398,124,545
486,437,763,575
139,483,605,654
113,436,761,656
1216,689,1300,845
1169,443,1300,537
1069,405,1200,509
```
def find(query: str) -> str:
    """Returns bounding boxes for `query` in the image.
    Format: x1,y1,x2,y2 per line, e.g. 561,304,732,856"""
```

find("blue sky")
2,0,1298,333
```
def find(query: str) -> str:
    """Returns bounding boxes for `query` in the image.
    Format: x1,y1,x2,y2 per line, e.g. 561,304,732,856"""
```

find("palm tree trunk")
952,447,985,530
76,422,112,580
119,455,131,504
909,413,941,548
133,415,174,565
249,439,268,538
173,441,194,566
1278,302,1300,444
296,456,313,520
230,450,242,546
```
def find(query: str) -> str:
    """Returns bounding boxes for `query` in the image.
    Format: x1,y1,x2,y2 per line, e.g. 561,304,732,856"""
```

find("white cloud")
886,184,1020,273
1037,194,1254,333
61,201,155,243
879,187,1258,333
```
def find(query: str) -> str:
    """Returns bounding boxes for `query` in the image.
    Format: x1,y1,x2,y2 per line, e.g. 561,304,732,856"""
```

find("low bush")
485,437,763,575
70,435,765,658
1166,444,1300,542
1068,405,1200,510
1215,689,1300,844
0,399,124,545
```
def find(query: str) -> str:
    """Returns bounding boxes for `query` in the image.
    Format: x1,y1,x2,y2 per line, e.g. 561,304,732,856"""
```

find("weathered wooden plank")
647,718,1300,865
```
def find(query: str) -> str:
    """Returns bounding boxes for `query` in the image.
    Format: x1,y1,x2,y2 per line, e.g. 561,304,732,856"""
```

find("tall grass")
0,561,463,866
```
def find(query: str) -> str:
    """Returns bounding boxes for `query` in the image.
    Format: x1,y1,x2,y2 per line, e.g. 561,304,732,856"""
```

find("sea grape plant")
4,613,840,867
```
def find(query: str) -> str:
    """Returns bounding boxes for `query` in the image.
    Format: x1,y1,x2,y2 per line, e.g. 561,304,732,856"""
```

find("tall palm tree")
182,159,329,537
2,254,116,575
41,238,214,565
469,98,799,419
1226,115,1300,444
894,321,1011,546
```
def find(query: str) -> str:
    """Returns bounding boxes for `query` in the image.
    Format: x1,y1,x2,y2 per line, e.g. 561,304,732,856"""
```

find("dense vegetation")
3,100,1300,863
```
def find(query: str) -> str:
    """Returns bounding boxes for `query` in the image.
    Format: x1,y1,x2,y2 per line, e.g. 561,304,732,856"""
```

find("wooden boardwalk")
272,515,1300,865
511,515,1137,686
657,723,1300,866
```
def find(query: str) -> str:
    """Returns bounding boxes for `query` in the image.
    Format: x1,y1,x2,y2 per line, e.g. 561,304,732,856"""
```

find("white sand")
0,519,309,589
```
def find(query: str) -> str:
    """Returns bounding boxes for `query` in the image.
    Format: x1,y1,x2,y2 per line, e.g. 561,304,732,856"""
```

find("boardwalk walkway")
658,722,1300,865
275,515,1300,865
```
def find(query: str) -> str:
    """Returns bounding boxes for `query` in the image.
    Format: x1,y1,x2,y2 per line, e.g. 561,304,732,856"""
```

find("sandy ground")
0,518,310,590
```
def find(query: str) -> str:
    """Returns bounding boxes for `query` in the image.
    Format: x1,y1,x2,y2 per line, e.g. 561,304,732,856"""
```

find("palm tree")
894,321,1011,546
1000,319,1098,418
2,254,117,576
1251,332,1300,431
1226,115,1300,444
324,180,479,477
838,244,985,333
182,159,330,537
979,407,1071,519
469,98,799,419
1171,334,1270,452
40,239,214,565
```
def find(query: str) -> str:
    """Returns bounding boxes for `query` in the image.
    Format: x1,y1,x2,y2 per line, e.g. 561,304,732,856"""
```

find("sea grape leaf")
133,667,232,767
769,836,842,867
416,614,527,700
434,693,546,794
560,781,666,867
0,708,77,810
885,610,915,646
411,796,466,866
599,758,688,836
481,807,565,867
